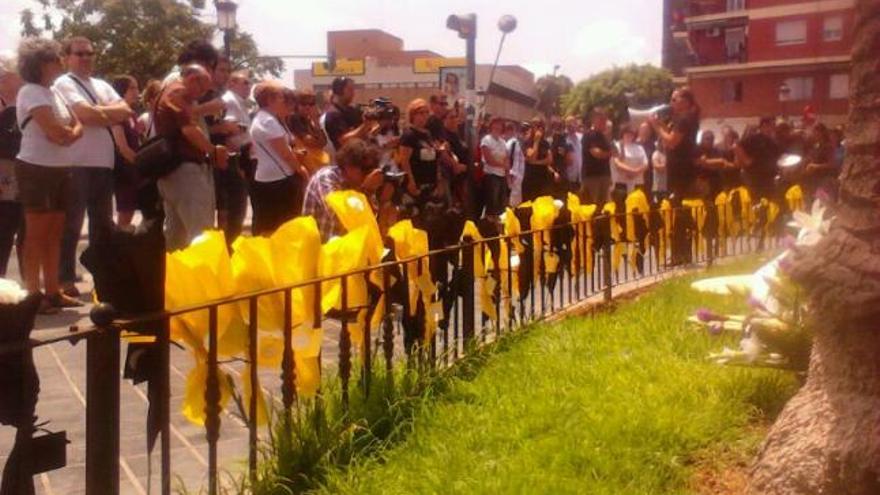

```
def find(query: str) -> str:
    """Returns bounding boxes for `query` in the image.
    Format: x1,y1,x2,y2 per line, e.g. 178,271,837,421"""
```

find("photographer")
322,77,377,155
302,138,383,241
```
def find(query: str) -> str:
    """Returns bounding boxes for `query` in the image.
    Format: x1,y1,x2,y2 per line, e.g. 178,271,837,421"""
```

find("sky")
0,0,663,85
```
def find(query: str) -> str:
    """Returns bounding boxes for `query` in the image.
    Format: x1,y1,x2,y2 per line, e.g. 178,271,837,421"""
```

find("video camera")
361,97,398,122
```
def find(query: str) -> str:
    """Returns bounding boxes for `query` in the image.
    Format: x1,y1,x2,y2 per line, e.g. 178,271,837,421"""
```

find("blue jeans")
59,167,114,285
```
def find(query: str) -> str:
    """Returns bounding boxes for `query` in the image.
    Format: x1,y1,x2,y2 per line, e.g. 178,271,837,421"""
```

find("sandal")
38,298,60,315
47,292,84,308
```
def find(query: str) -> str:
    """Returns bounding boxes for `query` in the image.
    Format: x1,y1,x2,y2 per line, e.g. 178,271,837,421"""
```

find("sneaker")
47,292,84,308
61,283,81,298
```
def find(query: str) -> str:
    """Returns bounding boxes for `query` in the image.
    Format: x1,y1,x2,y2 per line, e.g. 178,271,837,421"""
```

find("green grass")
311,256,800,495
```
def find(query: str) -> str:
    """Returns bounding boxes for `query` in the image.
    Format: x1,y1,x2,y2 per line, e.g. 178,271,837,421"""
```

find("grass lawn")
315,255,800,495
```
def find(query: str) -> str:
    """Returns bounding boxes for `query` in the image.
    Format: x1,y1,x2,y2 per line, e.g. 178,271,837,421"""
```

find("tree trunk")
748,2,880,493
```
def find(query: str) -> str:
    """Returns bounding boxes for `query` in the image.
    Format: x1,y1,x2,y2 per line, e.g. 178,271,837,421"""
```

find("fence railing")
0,201,784,494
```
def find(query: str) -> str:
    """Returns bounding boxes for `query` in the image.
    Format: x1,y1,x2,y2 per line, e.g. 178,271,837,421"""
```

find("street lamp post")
485,15,518,113
215,0,238,59
446,14,478,151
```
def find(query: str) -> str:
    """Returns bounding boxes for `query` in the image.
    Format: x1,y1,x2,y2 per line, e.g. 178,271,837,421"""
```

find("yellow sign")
311,58,366,77
413,57,466,74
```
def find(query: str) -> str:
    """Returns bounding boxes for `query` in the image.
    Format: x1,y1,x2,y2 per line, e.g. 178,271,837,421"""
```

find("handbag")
135,86,182,180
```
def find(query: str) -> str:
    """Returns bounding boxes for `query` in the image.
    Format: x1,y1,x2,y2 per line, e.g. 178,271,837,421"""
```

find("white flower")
740,334,763,363
0,278,28,305
788,199,832,247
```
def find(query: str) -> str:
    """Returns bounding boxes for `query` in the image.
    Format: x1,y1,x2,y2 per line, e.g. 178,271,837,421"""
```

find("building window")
780,77,813,101
776,20,807,46
725,27,746,62
722,80,743,102
823,16,843,42
830,73,849,99
726,0,745,11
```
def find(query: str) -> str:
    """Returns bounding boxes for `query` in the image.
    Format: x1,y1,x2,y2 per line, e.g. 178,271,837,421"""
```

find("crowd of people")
0,35,845,314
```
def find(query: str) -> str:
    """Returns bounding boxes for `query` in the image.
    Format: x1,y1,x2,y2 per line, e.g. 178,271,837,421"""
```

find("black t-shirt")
666,112,699,192
696,146,723,196
581,129,610,177
445,128,469,167
524,138,551,165
400,127,438,187
324,102,363,150
551,133,572,174
719,147,741,189
738,133,779,199
426,114,445,140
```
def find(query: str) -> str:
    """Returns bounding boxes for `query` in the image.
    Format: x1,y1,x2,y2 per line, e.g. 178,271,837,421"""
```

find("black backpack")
0,105,22,160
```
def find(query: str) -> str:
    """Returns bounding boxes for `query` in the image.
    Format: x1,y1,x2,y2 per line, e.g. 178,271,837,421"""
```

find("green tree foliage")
561,64,674,127
19,0,283,84
535,74,573,117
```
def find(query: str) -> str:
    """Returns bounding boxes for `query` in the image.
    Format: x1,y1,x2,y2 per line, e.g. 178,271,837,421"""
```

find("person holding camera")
322,77,377,157
302,138,383,241
248,81,309,236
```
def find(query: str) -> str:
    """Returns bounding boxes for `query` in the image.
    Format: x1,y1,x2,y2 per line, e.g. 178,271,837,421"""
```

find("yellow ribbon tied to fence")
761,198,781,239
682,198,707,257
658,199,672,262
567,193,597,275
728,186,754,236
459,221,497,321
785,184,804,213
602,201,625,272
714,192,728,256
530,196,561,280
165,231,246,425
388,220,441,341
326,189,384,288
625,189,650,271
319,226,370,348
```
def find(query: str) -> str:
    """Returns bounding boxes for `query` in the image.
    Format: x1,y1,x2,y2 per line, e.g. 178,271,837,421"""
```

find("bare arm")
30,106,82,145
268,136,308,179
68,101,132,126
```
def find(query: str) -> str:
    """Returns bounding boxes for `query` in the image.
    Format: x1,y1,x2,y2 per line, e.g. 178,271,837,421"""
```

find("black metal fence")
0,203,782,494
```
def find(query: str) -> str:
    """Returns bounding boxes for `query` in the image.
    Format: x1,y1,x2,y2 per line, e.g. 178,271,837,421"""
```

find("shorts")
15,160,72,212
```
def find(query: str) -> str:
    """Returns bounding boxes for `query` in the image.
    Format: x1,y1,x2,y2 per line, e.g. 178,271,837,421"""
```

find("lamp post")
215,0,238,59
446,13,478,150
553,64,560,77
485,15,518,114
778,82,791,122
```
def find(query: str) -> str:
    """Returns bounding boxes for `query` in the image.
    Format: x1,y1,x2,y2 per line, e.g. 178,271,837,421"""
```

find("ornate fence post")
85,326,120,495
461,236,476,347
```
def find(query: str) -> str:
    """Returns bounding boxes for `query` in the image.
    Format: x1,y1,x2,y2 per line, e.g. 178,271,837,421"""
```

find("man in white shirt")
506,121,527,207
480,116,510,219
217,69,253,242
564,116,583,194
53,36,132,296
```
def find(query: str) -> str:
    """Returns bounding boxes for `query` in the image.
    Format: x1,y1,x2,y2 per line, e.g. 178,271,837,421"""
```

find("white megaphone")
627,104,672,126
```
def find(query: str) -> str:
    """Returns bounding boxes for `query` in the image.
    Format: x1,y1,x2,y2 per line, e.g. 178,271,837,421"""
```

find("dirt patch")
688,424,770,495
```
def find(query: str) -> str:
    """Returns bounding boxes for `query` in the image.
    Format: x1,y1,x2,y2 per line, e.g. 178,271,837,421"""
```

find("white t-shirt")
250,109,293,183
16,83,75,168
612,141,647,192
507,137,526,206
481,134,509,177
565,132,583,183
652,149,668,193
222,90,253,149
53,73,122,168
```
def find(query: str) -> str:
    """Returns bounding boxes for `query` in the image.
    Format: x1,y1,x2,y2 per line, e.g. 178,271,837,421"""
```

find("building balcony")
683,1,748,29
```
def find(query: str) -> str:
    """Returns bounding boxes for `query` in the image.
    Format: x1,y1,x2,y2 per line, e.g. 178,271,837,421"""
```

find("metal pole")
465,32,477,157
223,29,232,60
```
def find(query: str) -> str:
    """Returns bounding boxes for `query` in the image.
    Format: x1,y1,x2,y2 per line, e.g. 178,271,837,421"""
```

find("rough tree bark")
748,2,880,494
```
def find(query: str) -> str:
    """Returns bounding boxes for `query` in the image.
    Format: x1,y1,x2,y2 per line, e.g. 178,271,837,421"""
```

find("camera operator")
302,138,384,241
322,77,377,156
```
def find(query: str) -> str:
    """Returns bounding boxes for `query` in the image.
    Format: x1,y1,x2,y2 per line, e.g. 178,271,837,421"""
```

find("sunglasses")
72,51,95,58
